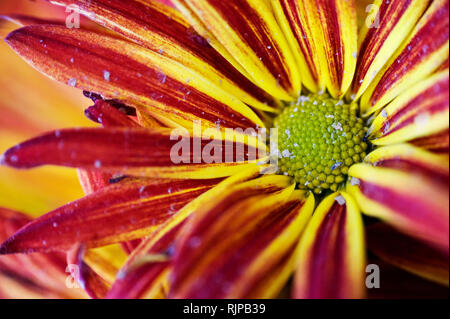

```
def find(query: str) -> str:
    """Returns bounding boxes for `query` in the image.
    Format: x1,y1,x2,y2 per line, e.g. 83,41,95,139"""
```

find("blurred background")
0,0,93,216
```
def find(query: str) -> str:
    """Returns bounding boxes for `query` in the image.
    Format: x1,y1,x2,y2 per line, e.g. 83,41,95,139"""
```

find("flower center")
274,94,369,194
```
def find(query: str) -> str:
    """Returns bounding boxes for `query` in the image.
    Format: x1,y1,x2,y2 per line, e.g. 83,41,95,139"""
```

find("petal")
351,0,430,100
436,59,449,73
1,127,266,179
67,244,110,299
293,192,366,299
124,165,267,258
369,70,449,145
347,163,449,251
360,0,449,114
272,0,324,92
173,0,301,100
275,0,357,98
410,129,449,154
50,0,279,112
5,24,264,130
170,179,314,299
367,223,448,286
364,143,449,185
0,178,221,254
108,167,266,299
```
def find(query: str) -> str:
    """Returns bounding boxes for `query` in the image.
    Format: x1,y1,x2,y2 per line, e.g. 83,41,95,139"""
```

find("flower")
0,0,449,299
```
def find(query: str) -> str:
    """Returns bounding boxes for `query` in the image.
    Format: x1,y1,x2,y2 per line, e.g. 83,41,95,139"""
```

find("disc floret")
275,95,368,194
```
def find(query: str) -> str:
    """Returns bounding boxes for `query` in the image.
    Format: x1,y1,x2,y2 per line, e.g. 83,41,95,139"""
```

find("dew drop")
67,78,77,87
103,70,111,82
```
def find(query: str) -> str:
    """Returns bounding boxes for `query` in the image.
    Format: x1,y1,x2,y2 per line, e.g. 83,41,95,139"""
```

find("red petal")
1,127,263,171
5,24,263,129
0,178,221,254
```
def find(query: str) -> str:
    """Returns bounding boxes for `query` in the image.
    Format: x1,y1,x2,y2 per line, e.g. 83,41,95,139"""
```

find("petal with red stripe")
107,167,267,299
173,0,301,100
275,0,357,98
293,192,366,299
347,163,449,252
360,0,449,114
368,71,449,146
5,25,264,130
351,0,430,100
170,178,314,299
273,0,324,92
364,143,449,186
410,129,449,154
367,223,448,286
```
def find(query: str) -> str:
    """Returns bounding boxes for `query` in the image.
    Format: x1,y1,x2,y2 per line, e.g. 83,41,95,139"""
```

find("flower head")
0,0,448,299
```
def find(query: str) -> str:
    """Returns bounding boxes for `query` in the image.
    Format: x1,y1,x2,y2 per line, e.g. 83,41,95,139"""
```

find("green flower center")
274,94,369,194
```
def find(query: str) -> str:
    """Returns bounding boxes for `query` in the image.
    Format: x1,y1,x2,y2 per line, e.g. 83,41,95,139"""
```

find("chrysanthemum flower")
0,0,448,299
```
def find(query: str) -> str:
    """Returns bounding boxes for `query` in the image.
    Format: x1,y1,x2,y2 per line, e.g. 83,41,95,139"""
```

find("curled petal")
369,71,449,146
174,0,301,100
293,192,366,299
351,0,430,99
347,163,449,252
5,25,263,129
0,178,221,254
171,178,314,299
367,223,449,286
361,0,449,114
84,100,140,128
